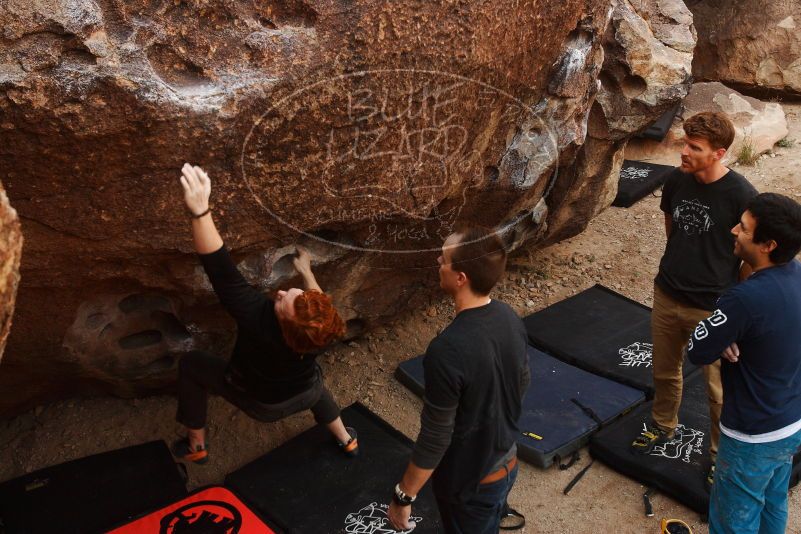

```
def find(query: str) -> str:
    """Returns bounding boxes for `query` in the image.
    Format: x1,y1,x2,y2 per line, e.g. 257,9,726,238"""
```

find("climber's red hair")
278,289,346,354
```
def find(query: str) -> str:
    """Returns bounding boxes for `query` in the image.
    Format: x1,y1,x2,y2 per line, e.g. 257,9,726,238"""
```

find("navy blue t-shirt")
687,260,801,435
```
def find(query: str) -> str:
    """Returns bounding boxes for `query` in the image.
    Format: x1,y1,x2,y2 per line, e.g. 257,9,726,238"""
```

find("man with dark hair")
387,227,529,533
631,112,758,488
687,193,801,534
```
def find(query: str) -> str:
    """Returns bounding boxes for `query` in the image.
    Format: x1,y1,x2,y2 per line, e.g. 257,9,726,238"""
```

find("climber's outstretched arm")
179,163,223,254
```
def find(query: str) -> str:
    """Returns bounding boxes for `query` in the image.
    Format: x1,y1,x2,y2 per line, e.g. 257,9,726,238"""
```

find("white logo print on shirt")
673,199,715,236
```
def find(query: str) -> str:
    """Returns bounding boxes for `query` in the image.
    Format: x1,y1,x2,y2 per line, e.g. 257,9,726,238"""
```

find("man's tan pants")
651,284,723,458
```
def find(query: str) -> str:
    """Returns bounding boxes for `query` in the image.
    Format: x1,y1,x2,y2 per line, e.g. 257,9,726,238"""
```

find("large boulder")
625,82,789,166
687,0,801,97
0,183,21,363
0,0,692,414
543,0,695,243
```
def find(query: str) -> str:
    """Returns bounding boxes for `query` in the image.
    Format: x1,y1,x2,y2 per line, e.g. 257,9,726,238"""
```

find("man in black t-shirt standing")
387,227,529,534
630,113,757,487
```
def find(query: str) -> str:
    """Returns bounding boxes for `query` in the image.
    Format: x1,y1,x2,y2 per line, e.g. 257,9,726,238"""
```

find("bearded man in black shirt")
630,112,757,488
388,227,529,534
172,163,357,464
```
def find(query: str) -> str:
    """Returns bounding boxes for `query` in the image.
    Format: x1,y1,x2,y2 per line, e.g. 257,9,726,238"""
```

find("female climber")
172,163,357,464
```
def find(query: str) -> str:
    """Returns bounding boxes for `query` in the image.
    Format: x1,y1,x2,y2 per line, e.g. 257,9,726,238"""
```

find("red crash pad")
107,486,276,533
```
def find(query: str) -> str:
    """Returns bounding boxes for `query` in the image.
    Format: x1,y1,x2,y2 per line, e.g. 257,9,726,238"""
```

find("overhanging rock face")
543,0,695,245
0,0,692,414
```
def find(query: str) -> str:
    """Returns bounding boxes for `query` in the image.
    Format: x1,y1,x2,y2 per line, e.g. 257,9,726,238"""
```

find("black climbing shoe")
705,462,716,492
630,421,674,455
337,426,359,458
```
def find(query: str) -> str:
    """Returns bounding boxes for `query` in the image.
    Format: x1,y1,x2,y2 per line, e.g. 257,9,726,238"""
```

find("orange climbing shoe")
172,438,209,465
337,427,359,458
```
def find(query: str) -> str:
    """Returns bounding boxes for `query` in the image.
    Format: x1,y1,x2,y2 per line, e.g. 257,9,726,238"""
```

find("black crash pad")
0,440,187,534
225,402,441,534
523,284,698,398
590,373,801,513
637,104,681,142
589,372,713,513
612,160,674,208
395,346,645,468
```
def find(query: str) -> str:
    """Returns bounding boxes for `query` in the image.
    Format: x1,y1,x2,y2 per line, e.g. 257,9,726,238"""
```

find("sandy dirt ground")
2,104,801,533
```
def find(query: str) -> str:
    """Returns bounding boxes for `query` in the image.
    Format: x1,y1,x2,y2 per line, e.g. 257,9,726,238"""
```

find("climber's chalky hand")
180,163,211,216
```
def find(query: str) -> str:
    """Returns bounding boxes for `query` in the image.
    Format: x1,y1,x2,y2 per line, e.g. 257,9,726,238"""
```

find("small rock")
604,264,612,269
426,306,438,317
526,300,535,308
348,341,359,348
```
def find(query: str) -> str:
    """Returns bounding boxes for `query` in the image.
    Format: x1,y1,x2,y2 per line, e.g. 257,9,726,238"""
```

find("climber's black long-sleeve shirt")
200,245,317,403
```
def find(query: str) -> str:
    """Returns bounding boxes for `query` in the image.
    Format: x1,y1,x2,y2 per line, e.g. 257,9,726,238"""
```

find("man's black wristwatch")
392,483,416,507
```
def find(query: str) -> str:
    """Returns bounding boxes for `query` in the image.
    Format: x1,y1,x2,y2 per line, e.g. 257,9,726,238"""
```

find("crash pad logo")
648,424,705,464
240,69,558,254
618,342,653,368
619,166,652,181
344,502,422,534
159,500,243,533
673,199,714,236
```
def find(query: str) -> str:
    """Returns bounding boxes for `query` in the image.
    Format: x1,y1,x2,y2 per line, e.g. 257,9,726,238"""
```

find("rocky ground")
2,104,801,533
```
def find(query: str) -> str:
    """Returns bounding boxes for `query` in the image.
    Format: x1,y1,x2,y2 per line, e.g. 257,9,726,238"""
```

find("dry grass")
735,136,760,165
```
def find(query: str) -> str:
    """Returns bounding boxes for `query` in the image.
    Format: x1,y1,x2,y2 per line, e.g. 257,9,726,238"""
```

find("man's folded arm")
687,295,750,365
